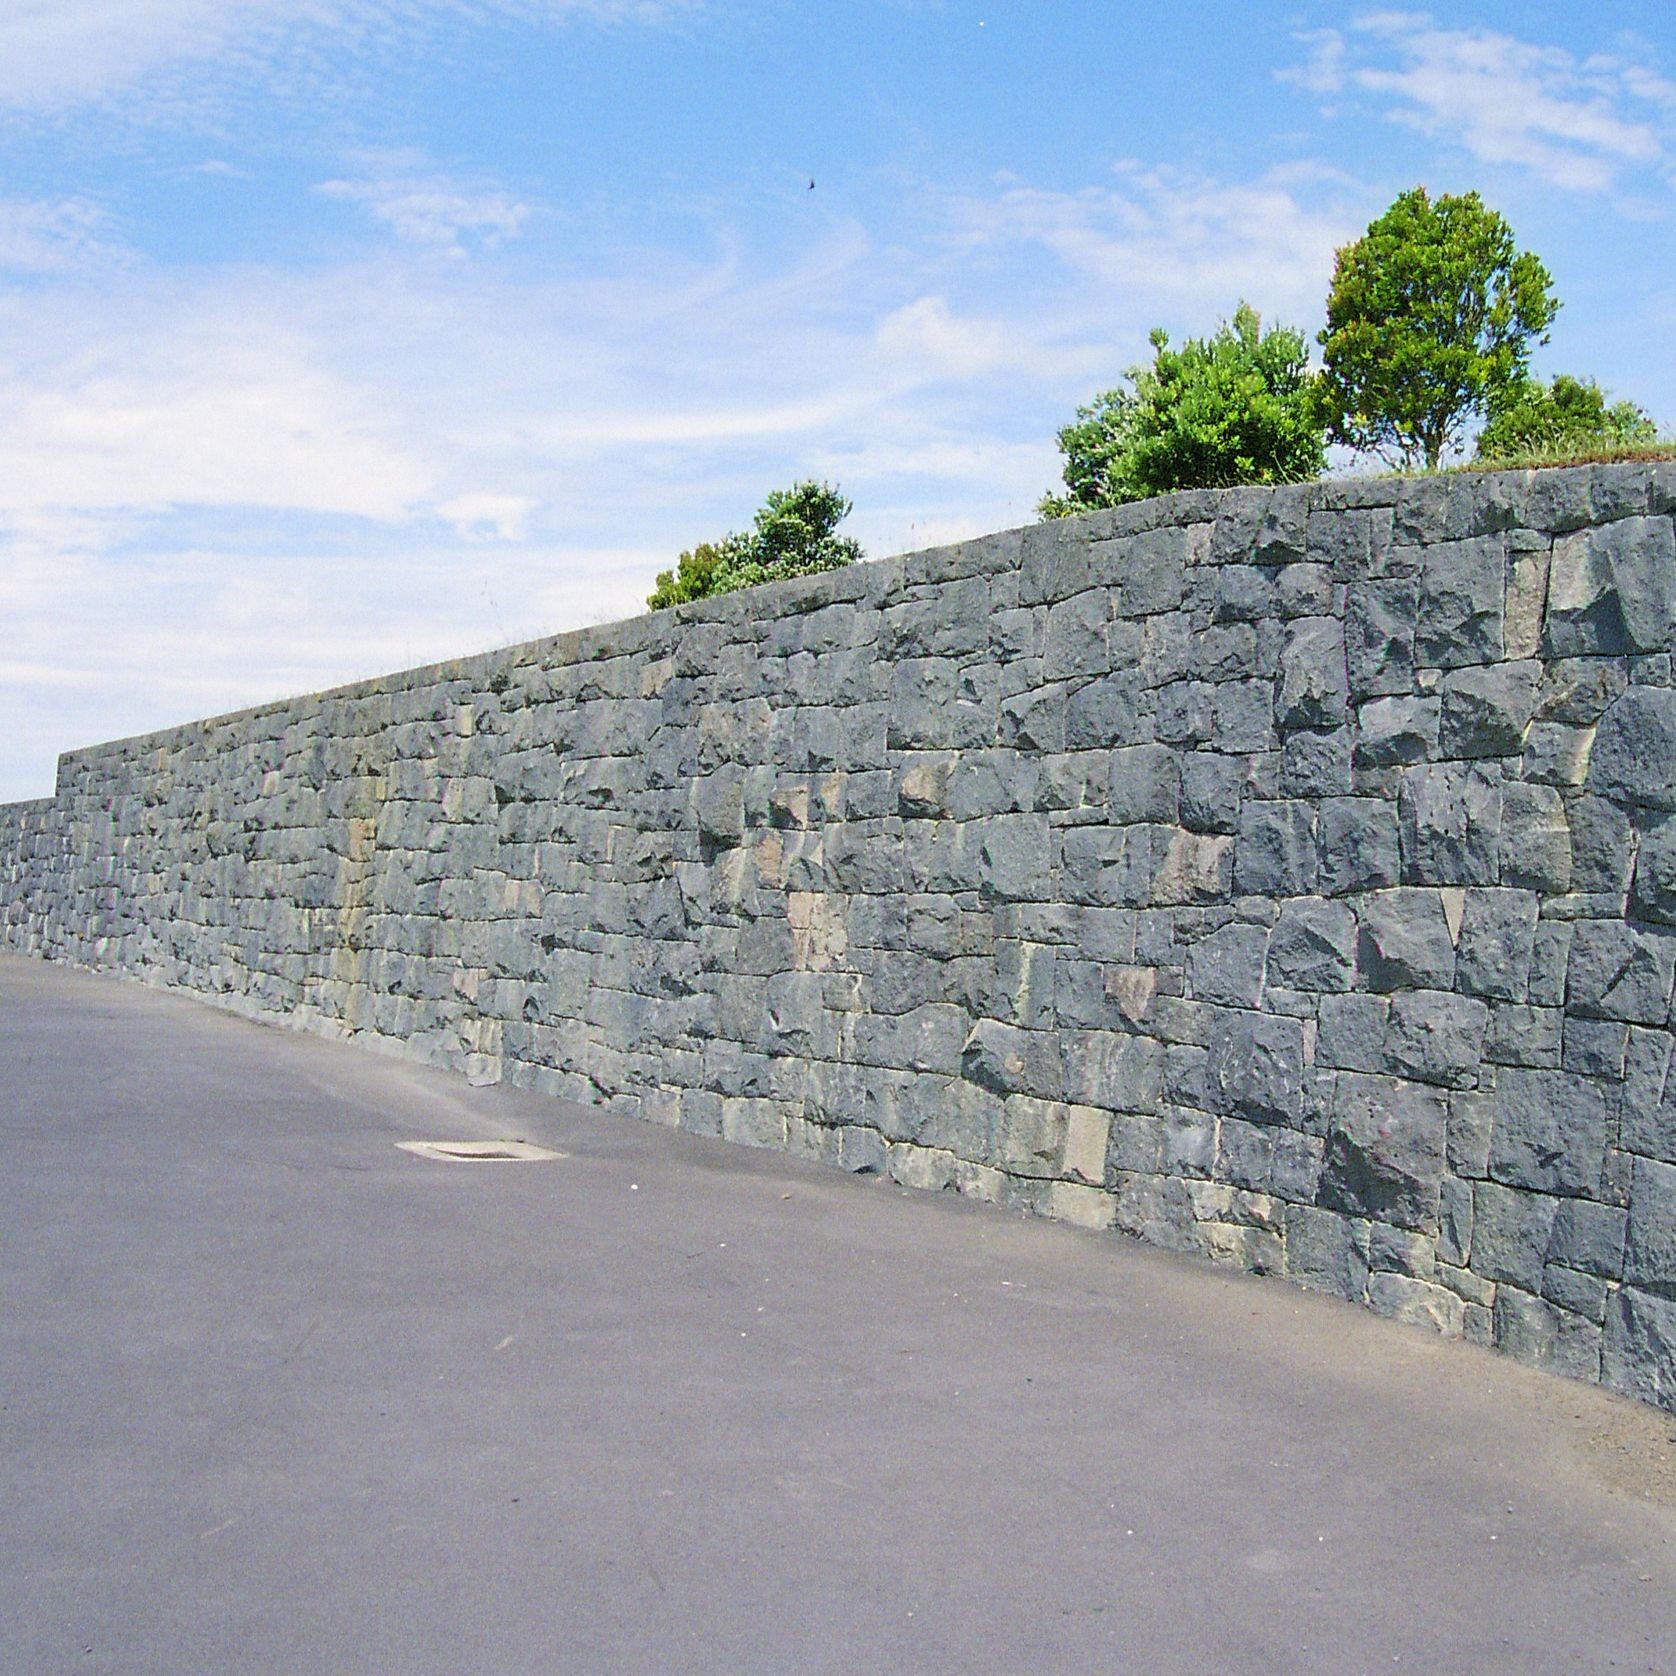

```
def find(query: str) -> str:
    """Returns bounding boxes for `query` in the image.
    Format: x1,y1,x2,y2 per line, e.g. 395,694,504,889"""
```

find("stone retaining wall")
5,463,1676,1410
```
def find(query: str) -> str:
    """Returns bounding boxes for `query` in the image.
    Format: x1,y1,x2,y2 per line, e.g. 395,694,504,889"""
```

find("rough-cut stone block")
1357,889,1456,992
1317,1073,1448,1233
1316,993,1389,1073
1548,516,1676,655
1107,744,1179,824
1549,1197,1628,1279
1266,896,1357,993
1398,762,1502,887
1601,1286,1676,1408
1417,536,1505,667
1344,576,1417,698
1625,1155,1676,1298
1369,1272,1465,1336
1497,783,1572,895
1566,919,1676,1024
1588,686,1676,811
1356,696,1439,767
1438,661,1538,760
1455,889,1539,1001
1205,1009,1305,1126
1276,616,1349,730
1284,1203,1370,1300
1488,1068,1609,1197
1494,1286,1602,1382
1384,990,1488,1088
1185,920,1269,1008
1317,799,1401,896
1473,1181,1557,1292
1235,801,1317,896
1179,753,1247,834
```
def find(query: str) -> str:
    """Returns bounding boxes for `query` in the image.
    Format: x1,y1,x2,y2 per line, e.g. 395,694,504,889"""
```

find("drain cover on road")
397,1140,566,1163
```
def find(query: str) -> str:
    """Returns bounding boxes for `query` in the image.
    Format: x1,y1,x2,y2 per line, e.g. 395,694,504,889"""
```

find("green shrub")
1040,303,1324,518
1475,374,1658,463
648,481,862,610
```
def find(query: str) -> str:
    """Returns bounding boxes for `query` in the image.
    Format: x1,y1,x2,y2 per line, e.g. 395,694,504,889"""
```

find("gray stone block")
1317,799,1401,896
1266,896,1357,993
1497,783,1572,895
1455,889,1539,1001
1317,993,1390,1073
1344,576,1418,698
1473,1181,1557,1291
1488,1067,1609,1196
1549,1197,1628,1279
1601,1286,1676,1408
1417,536,1505,667
1284,1203,1370,1300
1562,1016,1629,1079
1107,744,1179,824
1483,1003,1563,1069
1317,1073,1448,1233
1384,990,1488,1088
1205,1008,1305,1126
1438,1177,1474,1266
1235,801,1317,896
1438,661,1538,759
1179,752,1248,834
1588,686,1676,811
1494,1286,1601,1381
1625,1155,1676,1298
1280,728,1353,797
1369,1272,1465,1336
1631,813,1676,927
1566,919,1676,1024
1357,889,1456,992
1356,696,1439,768
1567,795,1633,895
1185,920,1269,1007
1398,762,1502,887
1276,616,1349,730
1548,516,1676,655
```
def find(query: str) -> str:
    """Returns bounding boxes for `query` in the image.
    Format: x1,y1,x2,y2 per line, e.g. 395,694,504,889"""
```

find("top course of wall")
5,460,1676,1412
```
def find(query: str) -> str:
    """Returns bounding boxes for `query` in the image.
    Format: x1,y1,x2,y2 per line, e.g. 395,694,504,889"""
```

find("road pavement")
3,955,1674,1674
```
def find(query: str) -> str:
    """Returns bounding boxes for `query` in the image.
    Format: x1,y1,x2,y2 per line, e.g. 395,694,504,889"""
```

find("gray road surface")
3,956,1674,1675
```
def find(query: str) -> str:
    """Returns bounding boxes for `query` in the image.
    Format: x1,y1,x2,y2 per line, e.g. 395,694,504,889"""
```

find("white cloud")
0,198,126,274
1285,13,1672,192
0,0,699,116
948,162,1360,333
0,287,430,522
317,153,531,252
438,492,539,540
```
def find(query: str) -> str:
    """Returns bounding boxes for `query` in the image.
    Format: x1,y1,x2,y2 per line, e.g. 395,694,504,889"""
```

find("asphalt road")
3,955,1674,1675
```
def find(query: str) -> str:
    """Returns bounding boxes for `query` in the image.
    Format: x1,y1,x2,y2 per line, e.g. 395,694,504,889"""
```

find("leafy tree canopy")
1318,187,1559,471
1474,373,1658,463
648,480,863,611
1040,303,1325,518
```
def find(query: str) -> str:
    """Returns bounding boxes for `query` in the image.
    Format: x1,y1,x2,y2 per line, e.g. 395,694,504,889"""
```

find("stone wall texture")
6,462,1676,1410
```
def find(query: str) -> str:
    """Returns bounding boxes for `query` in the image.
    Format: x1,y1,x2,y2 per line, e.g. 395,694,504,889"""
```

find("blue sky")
2,1,1673,799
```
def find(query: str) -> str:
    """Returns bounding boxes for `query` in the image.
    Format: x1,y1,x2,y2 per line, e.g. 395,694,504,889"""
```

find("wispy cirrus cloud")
947,162,1362,332
0,0,700,116
1284,12,1674,193
316,152,532,253
0,198,128,275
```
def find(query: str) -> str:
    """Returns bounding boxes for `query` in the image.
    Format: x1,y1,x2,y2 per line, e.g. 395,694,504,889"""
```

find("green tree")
1040,303,1324,518
1318,187,1559,471
1475,373,1658,462
648,480,863,610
